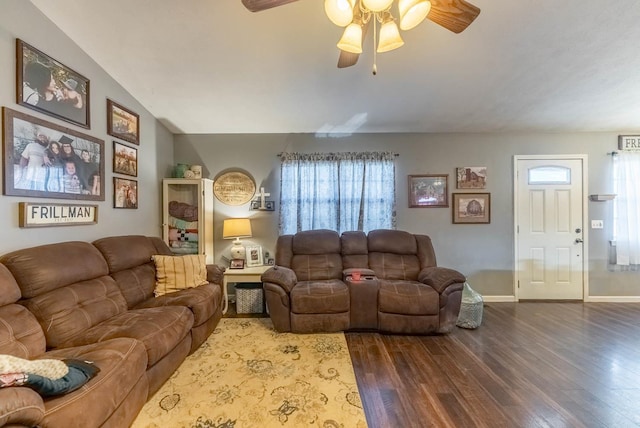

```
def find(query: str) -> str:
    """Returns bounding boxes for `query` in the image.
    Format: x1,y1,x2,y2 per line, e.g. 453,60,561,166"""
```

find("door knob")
575,238,584,244
575,228,582,233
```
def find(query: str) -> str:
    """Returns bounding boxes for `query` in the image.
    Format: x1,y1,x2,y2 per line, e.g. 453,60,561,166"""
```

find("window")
613,151,640,267
279,152,396,235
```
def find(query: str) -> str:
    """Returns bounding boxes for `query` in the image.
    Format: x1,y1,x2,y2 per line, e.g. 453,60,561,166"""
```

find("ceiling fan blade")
428,0,481,34
241,0,299,12
337,14,371,69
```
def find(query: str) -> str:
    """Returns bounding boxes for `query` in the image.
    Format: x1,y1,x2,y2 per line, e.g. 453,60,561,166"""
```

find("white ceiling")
30,0,640,135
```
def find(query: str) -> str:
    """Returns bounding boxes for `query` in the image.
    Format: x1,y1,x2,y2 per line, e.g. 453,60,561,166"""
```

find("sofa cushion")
19,276,128,349
369,252,421,281
378,280,440,315
0,304,46,360
63,306,193,367
0,242,109,299
291,280,350,314
43,338,148,428
134,283,221,326
291,253,343,281
0,387,44,427
0,264,21,307
93,235,159,273
152,254,208,296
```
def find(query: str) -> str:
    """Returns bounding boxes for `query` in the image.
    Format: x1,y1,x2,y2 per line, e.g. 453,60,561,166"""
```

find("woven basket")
235,283,263,314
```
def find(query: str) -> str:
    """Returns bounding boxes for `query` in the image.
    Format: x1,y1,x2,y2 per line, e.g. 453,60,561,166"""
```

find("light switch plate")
591,220,604,229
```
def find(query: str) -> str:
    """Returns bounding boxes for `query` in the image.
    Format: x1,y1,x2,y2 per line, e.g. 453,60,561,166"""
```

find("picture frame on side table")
113,141,137,177
452,193,491,224
246,245,263,267
113,177,138,209
16,39,90,129
107,99,140,145
3,107,104,200
230,259,244,269
408,174,449,207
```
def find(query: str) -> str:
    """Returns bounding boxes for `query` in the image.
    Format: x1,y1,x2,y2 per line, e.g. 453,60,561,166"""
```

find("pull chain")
372,16,378,75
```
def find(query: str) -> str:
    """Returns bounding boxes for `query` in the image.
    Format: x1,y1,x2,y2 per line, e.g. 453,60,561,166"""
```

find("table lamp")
223,218,252,260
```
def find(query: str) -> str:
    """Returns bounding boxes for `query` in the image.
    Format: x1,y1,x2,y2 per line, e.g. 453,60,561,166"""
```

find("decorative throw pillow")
152,254,208,296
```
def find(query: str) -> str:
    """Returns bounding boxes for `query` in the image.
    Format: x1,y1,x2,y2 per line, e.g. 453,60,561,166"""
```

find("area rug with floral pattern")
132,318,367,428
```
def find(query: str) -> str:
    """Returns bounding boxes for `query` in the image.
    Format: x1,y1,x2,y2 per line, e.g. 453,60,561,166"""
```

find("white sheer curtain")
278,152,396,235
614,151,640,267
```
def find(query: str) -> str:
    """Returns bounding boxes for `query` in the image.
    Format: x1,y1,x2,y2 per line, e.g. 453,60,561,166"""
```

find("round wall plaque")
213,171,256,206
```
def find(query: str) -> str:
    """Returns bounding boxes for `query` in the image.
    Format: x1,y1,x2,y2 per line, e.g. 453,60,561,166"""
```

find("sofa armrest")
418,267,466,294
0,387,45,427
261,266,297,293
206,264,225,285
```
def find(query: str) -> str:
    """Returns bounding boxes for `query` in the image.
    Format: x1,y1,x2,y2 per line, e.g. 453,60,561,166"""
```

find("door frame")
513,154,589,301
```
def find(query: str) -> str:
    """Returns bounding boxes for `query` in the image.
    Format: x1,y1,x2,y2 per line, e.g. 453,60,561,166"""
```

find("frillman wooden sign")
19,203,98,228
618,135,640,151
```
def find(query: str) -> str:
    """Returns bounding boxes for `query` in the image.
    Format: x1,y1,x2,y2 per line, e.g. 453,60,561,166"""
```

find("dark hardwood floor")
345,303,640,428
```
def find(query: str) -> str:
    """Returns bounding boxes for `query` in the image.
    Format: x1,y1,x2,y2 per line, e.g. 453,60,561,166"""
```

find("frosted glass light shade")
362,0,393,12
377,20,404,52
325,0,355,27
337,23,363,53
399,0,431,30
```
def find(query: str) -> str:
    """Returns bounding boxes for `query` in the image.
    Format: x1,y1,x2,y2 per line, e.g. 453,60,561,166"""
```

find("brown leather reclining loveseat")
262,229,465,334
0,235,224,428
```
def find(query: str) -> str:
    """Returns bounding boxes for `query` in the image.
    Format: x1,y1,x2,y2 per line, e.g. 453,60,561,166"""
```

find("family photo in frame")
3,108,104,201
113,141,138,177
113,177,138,209
107,99,140,145
16,39,90,129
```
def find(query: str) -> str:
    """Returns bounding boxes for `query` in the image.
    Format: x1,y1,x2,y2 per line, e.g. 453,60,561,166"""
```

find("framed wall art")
3,107,104,201
408,174,449,207
16,39,90,129
456,166,487,189
113,141,137,177
107,99,140,145
452,193,491,224
114,177,138,209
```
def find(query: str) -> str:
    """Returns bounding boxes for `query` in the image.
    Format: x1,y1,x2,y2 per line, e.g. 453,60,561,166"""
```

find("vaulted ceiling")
31,0,640,135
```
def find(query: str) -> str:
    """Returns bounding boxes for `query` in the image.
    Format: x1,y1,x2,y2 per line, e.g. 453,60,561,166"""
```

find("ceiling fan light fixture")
398,0,431,30
337,22,363,53
325,0,355,27
362,0,394,13
377,18,404,53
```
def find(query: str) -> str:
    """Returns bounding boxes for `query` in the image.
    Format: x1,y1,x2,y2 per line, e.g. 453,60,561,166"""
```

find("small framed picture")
267,258,275,266
408,174,448,208
246,245,263,267
456,167,487,189
230,259,244,269
113,177,138,209
107,99,140,145
113,141,137,177
452,193,490,224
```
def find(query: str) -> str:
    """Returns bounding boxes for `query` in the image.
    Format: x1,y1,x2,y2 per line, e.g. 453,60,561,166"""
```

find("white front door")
515,156,587,300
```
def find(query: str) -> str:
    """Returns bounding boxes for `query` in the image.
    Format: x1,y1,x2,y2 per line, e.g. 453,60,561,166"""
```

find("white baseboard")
584,296,640,303
482,295,517,302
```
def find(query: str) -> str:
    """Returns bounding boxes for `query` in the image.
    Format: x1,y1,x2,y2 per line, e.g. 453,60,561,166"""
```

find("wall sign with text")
618,135,640,151
19,202,98,227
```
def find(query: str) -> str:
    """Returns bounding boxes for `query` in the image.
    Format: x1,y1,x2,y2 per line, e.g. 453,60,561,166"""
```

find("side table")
222,265,271,314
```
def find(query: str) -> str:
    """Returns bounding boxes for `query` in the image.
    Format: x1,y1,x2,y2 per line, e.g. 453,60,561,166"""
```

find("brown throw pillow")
152,254,208,296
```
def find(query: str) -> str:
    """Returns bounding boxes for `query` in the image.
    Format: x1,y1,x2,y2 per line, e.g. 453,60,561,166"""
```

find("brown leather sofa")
0,235,224,428
262,229,465,334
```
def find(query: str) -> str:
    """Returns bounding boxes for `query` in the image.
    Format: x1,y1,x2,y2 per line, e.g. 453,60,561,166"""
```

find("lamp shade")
337,22,363,53
222,218,252,239
377,19,404,52
362,0,393,12
325,0,355,27
398,0,431,30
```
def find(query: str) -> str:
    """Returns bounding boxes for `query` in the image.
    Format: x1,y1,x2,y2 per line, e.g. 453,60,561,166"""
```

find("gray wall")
0,1,174,253
174,132,635,299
